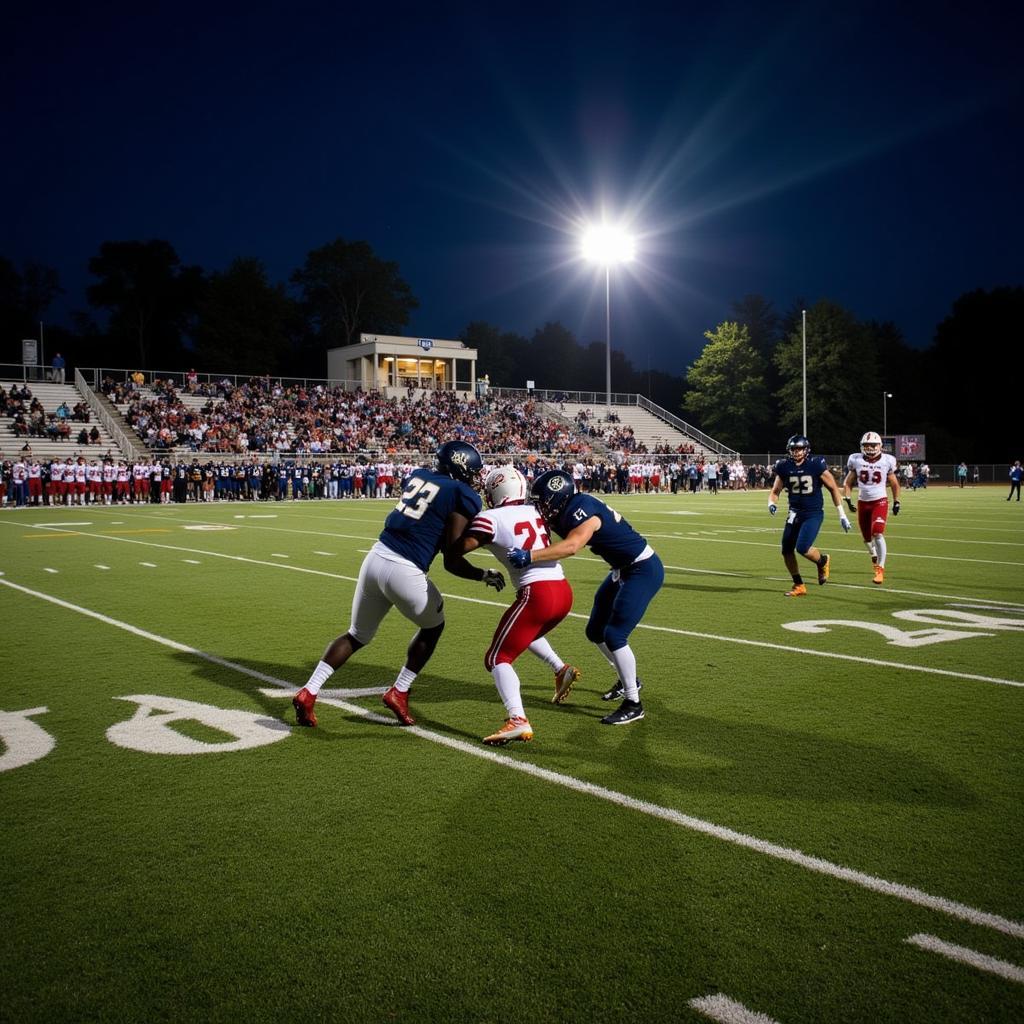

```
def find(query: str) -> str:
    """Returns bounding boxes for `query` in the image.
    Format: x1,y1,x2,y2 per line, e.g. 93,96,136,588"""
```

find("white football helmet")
860,431,883,458
484,465,527,508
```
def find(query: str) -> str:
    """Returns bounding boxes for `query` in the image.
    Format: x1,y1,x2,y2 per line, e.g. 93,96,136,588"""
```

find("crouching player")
453,466,580,745
842,431,901,585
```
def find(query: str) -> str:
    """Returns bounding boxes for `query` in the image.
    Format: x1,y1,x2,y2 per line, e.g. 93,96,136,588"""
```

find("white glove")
839,514,851,533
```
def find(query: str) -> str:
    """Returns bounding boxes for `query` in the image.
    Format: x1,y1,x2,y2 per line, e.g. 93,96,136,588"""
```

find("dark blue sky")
3,1,1022,376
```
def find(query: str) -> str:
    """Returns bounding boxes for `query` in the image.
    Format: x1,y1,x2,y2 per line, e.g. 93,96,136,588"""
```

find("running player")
842,431,901,585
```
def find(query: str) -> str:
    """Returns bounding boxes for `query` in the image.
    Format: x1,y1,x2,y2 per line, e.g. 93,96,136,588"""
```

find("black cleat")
600,699,645,726
817,552,830,585
601,679,643,702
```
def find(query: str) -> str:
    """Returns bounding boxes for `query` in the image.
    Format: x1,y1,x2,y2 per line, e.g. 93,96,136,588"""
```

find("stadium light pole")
883,391,893,436
801,309,807,437
582,224,635,415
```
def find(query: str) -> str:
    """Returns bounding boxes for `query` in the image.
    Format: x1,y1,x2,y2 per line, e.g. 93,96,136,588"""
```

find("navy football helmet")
786,435,811,462
531,469,575,521
436,440,483,485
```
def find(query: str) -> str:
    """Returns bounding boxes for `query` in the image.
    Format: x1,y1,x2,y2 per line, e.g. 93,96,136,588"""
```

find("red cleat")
292,687,318,728
382,685,415,726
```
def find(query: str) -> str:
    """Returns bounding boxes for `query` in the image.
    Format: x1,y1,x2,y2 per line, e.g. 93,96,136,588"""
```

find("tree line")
1,241,1020,460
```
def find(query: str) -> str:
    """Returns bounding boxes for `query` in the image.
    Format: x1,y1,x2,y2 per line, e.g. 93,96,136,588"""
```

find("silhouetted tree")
87,240,204,368
291,238,417,349
194,258,297,374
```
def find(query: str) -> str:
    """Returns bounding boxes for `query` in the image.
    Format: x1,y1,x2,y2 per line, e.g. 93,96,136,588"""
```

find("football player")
842,431,901,585
507,469,665,726
768,435,851,596
292,441,505,729
452,466,580,745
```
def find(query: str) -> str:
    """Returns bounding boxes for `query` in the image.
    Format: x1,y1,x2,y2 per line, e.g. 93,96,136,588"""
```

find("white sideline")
3,521,1023,688
905,933,1024,983
2,572,1022,941
688,994,781,1024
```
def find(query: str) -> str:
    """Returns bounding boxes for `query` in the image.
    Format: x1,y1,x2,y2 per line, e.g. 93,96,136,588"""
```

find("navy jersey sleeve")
556,493,647,569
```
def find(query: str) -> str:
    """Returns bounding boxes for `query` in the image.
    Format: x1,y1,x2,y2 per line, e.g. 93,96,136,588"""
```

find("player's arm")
887,471,902,514
767,475,783,515
451,528,486,557
842,469,857,511
523,515,602,564
822,470,852,531
443,513,505,589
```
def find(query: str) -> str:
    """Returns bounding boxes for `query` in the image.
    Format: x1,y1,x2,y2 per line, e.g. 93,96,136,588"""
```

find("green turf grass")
1,488,1021,1021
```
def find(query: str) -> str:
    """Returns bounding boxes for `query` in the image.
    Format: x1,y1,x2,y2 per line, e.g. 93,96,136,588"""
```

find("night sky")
4,2,1022,377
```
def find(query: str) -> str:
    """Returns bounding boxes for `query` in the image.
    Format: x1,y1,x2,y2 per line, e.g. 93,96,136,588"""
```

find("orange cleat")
292,687,318,728
873,565,885,585
382,685,415,726
552,664,580,704
785,584,808,597
483,716,534,746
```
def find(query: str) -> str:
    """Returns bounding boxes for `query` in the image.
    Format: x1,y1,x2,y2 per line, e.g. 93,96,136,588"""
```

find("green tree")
291,238,417,348
684,321,770,450
194,258,297,374
774,299,877,455
86,240,204,368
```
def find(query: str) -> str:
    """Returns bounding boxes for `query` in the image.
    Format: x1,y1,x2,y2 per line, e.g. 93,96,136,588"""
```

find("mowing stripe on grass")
5,521,1023,688
905,934,1024,983
688,994,781,1023
1,572,1022,942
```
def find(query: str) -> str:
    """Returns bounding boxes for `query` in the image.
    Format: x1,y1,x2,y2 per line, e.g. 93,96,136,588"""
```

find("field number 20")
783,608,1024,648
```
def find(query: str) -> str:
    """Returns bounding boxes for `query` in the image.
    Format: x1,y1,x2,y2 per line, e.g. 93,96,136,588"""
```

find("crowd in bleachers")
1,383,100,445
104,377,597,457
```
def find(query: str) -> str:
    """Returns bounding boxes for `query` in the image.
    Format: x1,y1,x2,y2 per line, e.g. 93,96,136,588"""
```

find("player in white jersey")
102,460,116,504
453,466,579,745
842,431,901,585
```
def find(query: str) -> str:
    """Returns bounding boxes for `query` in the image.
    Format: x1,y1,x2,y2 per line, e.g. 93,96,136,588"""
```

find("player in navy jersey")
507,469,664,726
293,441,506,729
767,435,851,596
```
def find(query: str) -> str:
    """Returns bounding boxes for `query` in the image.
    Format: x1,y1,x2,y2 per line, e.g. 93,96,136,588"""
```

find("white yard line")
1,572,1022,942
2,521,1022,688
688,994,782,1024
905,934,1024,983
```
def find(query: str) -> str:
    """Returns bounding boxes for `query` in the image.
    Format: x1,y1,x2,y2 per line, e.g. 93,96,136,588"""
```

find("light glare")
581,224,635,265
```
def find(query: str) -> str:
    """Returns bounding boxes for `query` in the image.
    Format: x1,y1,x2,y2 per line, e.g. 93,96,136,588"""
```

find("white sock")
609,645,640,702
865,539,877,560
394,665,417,693
304,660,334,696
874,535,887,567
491,662,525,719
596,642,617,670
528,637,562,671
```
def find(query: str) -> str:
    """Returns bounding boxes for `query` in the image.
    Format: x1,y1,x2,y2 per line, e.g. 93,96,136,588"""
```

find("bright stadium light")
581,223,635,414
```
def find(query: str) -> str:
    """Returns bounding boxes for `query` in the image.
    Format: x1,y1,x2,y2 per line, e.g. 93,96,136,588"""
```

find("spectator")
51,352,65,384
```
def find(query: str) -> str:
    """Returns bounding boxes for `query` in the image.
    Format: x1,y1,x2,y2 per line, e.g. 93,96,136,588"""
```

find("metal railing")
74,369,144,463
636,396,738,457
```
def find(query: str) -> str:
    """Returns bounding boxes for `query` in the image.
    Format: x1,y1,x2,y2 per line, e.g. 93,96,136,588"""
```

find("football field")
1,487,1022,1022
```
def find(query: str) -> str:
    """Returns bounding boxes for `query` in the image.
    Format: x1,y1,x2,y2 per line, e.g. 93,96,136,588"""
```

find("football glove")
839,515,852,533
892,499,901,516
507,547,531,568
844,496,857,512
768,502,778,516
481,568,506,591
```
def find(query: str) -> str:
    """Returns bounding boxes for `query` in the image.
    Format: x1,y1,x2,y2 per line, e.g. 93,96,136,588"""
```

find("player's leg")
781,520,806,595
794,514,827,586
586,572,627,696
481,588,541,743
870,499,890,583
380,561,447,725
293,551,386,726
597,555,664,724
520,579,578,703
